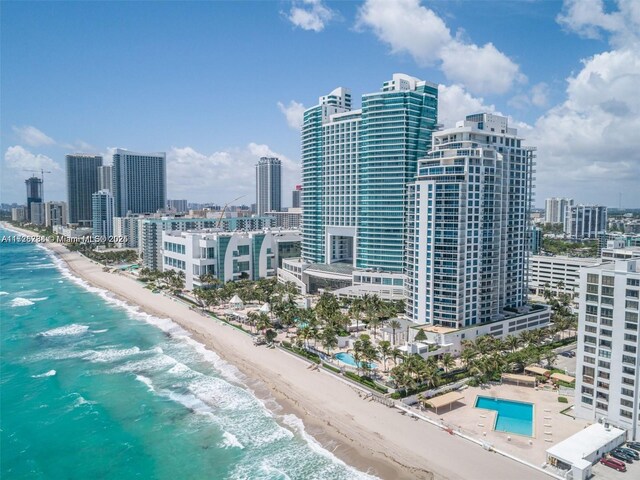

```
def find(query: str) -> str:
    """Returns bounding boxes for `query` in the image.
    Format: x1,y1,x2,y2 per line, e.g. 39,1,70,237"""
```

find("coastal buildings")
300,73,438,274
44,201,67,228
98,165,113,192
161,229,301,289
292,185,301,208
544,197,573,224
574,258,640,441
564,205,607,239
25,176,43,223
530,226,543,254
112,149,166,216
406,113,541,332
66,154,102,226
256,157,281,216
92,190,114,238
167,199,188,213
266,208,301,229
141,216,275,270
11,206,27,222
30,202,45,226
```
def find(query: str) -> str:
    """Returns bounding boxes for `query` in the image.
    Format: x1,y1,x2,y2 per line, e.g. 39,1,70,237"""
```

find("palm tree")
348,298,364,333
256,312,271,335
543,351,557,369
389,319,402,346
321,327,338,356
440,353,455,373
461,346,477,369
377,340,392,372
504,335,521,353
391,347,404,367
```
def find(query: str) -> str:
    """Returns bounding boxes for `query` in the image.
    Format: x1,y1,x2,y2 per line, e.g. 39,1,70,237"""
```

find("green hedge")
558,396,568,403
323,363,341,374
344,372,387,394
280,343,321,364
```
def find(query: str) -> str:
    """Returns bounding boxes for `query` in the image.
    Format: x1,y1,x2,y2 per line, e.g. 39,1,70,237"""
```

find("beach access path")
5,226,552,480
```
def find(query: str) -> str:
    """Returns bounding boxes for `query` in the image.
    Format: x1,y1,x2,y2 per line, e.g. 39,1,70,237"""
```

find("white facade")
30,202,45,226
574,259,640,440
544,197,573,224
44,201,68,228
266,208,301,229
407,113,534,328
113,215,144,248
11,206,27,222
162,230,301,290
97,165,113,192
528,255,599,300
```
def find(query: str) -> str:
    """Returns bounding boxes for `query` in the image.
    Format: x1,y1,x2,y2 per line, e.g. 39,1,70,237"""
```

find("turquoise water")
475,396,534,436
334,353,377,369
0,228,374,480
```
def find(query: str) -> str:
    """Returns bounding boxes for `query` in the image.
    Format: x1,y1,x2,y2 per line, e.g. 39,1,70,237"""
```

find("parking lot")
591,446,640,479
554,346,577,374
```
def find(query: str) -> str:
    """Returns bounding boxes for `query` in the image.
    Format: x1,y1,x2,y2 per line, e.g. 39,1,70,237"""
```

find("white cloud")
508,82,550,110
557,0,639,47
287,0,335,32
530,48,640,203
4,145,62,172
166,143,300,204
437,84,497,128
12,126,56,147
356,0,524,94
277,100,306,130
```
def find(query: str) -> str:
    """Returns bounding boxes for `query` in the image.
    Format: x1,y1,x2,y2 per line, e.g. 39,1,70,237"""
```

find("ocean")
0,228,373,480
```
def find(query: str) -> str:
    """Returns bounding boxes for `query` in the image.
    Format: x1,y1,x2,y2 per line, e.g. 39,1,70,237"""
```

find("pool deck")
421,383,591,467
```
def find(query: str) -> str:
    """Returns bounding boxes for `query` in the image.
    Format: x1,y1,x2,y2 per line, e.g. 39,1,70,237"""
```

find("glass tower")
255,157,282,216
66,154,103,226
112,149,166,217
301,74,438,272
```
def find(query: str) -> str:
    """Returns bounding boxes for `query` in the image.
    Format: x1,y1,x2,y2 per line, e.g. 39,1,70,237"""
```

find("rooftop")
305,262,356,275
546,423,626,465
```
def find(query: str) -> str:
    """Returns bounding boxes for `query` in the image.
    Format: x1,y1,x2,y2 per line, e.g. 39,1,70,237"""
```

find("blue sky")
2,0,639,207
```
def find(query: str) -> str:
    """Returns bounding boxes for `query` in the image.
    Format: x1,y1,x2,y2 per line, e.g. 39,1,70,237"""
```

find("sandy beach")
5,224,552,480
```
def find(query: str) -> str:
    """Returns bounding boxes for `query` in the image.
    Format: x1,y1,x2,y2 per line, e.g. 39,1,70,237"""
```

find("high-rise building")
544,197,574,224
167,199,188,213
112,149,166,217
530,225,543,254
44,201,68,228
406,113,536,327
301,73,438,272
25,176,43,222
66,154,103,226
564,205,608,239
11,206,27,222
92,190,114,238
98,165,113,192
255,157,281,216
292,185,302,208
574,259,640,440
30,202,45,226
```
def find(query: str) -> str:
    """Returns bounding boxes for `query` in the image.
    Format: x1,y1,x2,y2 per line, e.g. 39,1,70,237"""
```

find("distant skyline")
2,0,638,207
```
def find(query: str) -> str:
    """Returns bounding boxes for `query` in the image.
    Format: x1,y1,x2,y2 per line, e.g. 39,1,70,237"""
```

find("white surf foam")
32,369,57,378
29,297,49,302
10,297,34,307
73,396,97,408
0,291,9,296
40,324,90,337
135,374,155,392
85,346,141,363
92,329,108,334
220,431,245,449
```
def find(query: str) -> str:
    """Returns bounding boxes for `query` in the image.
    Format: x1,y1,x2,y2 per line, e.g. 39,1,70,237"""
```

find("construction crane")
23,168,52,202
216,194,248,229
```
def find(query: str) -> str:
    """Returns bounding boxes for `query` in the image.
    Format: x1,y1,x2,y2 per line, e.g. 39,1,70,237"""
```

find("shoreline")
2,223,550,480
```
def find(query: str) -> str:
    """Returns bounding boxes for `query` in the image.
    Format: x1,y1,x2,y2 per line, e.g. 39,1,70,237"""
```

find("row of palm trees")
139,268,185,292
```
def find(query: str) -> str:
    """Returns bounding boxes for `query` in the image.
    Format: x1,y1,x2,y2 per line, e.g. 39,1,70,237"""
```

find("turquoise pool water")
334,352,377,369
475,397,534,436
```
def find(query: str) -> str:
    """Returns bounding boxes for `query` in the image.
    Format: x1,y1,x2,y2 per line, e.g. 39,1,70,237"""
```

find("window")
620,409,633,419
587,274,599,284
601,286,614,297
625,333,638,342
602,276,614,286
628,278,640,287
627,289,639,299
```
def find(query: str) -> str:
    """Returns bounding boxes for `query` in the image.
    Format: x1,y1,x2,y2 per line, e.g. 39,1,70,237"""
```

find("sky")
1,0,639,208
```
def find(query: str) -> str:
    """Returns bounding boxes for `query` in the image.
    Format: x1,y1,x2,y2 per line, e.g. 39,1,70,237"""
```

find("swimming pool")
475,396,534,436
334,352,377,369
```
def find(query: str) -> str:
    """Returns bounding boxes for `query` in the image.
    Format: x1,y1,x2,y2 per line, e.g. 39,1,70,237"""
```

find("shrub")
558,396,568,403
322,363,341,374
344,372,387,394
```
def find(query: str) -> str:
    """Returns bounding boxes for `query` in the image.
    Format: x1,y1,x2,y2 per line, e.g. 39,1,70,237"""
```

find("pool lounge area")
475,396,534,437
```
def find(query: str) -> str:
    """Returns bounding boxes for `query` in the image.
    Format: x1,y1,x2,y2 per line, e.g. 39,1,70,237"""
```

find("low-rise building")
528,255,600,300
266,208,301,229
161,229,301,289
